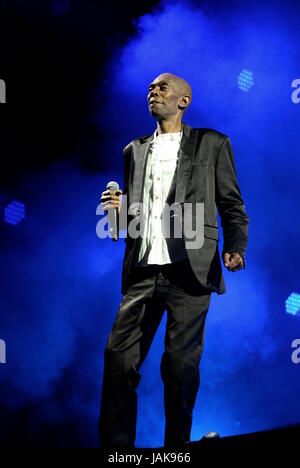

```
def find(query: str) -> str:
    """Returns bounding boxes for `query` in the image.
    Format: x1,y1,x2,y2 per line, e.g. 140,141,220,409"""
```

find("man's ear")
178,95,191,111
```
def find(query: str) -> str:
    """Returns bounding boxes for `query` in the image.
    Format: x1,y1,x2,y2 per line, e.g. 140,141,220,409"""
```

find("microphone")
106,181,120,241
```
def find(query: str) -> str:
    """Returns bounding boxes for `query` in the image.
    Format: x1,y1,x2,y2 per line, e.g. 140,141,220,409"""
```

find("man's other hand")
222,252,244,272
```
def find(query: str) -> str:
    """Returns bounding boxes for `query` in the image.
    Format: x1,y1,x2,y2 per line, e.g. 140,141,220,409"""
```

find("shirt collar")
153,126,183,143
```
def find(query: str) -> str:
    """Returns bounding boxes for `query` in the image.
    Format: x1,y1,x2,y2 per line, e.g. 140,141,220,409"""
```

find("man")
98,72,249,448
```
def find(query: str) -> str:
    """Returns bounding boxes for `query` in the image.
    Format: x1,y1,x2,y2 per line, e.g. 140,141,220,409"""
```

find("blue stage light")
237,69,254,92
4,200,26,226
285,293,300,317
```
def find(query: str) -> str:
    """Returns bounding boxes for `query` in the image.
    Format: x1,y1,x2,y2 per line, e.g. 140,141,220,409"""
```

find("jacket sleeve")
215,136,249,269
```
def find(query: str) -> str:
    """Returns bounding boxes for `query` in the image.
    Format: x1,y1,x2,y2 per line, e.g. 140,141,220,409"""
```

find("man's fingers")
101,194,119,200
101,190,122,202
228,256,243,272
102,201,119,209
229,258,239,268
230,261,243,270
101,198,122,211
102,195,120,202
101,196,121,207
223,253,231,267
230,263,244,272
227,265,243,272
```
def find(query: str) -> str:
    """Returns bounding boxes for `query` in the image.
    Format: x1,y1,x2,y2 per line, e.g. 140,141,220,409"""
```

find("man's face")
147,75,182,119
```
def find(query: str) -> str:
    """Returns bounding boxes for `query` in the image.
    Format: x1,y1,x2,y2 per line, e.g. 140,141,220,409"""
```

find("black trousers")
98,258,211,448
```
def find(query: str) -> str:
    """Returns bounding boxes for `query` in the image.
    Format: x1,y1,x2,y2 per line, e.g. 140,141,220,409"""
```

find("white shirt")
135,128,187,266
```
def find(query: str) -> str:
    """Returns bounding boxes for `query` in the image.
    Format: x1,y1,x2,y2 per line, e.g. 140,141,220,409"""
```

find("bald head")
158,73,192,100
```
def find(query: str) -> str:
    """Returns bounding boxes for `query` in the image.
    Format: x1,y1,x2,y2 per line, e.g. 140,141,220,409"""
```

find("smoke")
0,162,124,411
95,0,300,444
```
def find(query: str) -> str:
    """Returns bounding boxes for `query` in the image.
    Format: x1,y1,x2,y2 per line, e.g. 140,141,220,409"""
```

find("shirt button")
155,196,159,200
154,216,157,219
157,177,160,181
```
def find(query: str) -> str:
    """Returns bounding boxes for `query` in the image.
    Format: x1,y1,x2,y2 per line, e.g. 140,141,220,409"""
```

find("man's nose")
149,87,159,98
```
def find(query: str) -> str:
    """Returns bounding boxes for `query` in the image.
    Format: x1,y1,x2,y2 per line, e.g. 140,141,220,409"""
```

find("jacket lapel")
130,133,154,206
174,122,197,203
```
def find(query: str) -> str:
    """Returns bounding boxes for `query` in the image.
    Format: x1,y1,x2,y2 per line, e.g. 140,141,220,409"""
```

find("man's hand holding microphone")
100,181,123,241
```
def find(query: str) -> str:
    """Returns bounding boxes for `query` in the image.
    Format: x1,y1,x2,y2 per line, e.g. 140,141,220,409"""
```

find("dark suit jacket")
120,121,249,295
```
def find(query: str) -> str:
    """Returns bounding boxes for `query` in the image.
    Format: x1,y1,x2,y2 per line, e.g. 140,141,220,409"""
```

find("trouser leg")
158,261,212,447
98,272,165,448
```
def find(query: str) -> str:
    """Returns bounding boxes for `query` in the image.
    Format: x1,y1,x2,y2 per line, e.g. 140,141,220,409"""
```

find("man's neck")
156,118,183,135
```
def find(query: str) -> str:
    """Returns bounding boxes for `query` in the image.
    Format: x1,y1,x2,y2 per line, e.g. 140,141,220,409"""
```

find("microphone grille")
106,181,119,191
